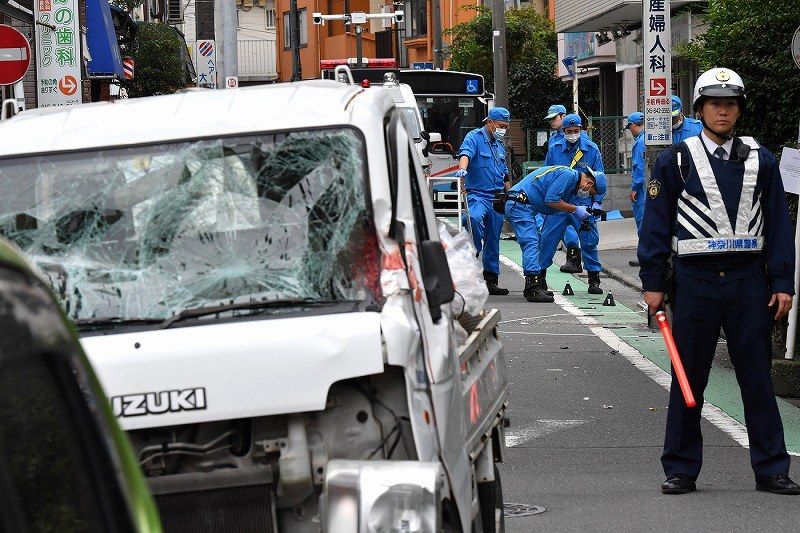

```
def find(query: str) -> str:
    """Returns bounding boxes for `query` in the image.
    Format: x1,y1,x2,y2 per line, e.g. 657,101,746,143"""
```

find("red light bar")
320,58,397,69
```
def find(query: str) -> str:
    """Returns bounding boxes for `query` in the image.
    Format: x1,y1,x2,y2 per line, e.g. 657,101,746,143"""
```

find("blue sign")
465,79,479,94
562,57,575,78
412,62,434,70
86,0,124,77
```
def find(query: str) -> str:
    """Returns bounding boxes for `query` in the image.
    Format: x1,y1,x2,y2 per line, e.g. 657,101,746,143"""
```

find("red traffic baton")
655,310,697,408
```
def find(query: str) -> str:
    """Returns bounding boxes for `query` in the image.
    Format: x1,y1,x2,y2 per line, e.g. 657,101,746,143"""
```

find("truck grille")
155,484,274,533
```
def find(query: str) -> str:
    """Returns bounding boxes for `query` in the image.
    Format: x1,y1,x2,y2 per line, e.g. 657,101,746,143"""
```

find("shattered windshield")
0,128,381,322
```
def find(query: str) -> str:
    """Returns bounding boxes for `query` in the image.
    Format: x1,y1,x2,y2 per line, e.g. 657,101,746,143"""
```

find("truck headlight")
322,460,443,533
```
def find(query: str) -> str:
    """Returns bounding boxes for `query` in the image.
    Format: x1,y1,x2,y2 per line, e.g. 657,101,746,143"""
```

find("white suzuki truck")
0,81,507,532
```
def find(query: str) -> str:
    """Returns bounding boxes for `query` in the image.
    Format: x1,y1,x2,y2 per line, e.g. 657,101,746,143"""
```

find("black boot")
560,246,582,273
587,271,603,294
484,271,509,296
524,274,555,303
538,271,554,296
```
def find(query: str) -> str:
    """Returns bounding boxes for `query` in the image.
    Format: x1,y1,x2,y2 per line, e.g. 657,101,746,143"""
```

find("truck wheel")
477,465,504,532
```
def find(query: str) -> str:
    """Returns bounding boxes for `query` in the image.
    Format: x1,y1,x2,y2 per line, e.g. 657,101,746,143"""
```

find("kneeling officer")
498,166,607,302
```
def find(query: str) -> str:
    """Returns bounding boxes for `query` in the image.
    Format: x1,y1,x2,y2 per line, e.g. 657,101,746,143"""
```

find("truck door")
388,115,475,530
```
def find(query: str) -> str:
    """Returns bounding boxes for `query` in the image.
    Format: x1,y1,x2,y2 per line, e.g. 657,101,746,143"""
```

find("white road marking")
498,255,800,457
505,420,587,447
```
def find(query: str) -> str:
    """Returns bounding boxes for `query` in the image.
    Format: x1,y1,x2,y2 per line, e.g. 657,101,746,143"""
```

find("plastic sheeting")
437,222,488,317
0,129,381,321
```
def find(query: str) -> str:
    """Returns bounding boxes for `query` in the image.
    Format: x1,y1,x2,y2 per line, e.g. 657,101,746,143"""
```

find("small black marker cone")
562,283,574,296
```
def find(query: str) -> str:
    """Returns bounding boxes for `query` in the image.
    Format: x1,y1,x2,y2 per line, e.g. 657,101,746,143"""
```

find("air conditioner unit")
166,0,184,23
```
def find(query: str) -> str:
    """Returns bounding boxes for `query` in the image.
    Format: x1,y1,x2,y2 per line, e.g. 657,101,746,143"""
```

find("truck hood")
80,312,384,430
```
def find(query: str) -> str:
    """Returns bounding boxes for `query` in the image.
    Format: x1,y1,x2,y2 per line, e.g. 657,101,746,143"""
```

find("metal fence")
586,115,633,174
187,40,278,81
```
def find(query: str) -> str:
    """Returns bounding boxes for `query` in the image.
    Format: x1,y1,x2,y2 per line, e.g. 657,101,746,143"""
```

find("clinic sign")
643,0,672,146
34,0,82,107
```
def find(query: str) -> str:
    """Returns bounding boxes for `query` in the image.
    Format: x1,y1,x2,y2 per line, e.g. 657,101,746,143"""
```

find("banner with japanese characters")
643,0,671,146
34,0,82,107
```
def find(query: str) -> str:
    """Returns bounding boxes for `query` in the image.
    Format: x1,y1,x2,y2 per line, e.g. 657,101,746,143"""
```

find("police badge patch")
648,179,661,199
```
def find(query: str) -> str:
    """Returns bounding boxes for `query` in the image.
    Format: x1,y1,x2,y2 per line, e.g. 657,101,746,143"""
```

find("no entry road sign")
0,24,31,85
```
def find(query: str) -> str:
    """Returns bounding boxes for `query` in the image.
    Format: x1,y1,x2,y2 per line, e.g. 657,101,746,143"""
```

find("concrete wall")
602,172,634,216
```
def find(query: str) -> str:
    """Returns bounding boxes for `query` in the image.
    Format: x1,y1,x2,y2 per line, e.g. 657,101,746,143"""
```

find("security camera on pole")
642,0,672,165
312,10,404,69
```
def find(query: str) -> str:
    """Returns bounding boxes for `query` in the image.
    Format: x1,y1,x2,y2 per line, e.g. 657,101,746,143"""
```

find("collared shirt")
701,130,734,160
457,126,508,192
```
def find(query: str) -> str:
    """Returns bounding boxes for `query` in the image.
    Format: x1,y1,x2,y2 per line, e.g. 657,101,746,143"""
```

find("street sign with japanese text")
195,39,217,88
34,0,83,107
0,25,31,85
643,0,672,146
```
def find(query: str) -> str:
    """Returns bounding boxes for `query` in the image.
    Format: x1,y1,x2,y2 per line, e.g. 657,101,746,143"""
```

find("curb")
601,263,642,292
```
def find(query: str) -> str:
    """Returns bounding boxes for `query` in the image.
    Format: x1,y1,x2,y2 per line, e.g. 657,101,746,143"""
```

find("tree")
680,0,800,152
446,6,570,130
121,22,186,98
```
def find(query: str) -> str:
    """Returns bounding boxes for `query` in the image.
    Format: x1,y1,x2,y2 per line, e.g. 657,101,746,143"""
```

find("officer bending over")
638,68,800,495
455,106,512,295
502,166,607,303
540,114,606,294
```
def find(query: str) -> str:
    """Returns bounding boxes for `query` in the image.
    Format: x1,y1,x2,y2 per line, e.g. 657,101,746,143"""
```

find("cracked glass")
0,128,382,322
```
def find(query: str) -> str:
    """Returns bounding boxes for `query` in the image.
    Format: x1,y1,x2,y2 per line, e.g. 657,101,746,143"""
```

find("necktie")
714,146,726,160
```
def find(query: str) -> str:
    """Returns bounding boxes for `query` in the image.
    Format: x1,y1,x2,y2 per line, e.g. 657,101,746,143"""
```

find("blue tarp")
87,0,124,77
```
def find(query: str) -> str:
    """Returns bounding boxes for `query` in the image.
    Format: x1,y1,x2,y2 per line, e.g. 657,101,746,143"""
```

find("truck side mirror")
420,240,455,322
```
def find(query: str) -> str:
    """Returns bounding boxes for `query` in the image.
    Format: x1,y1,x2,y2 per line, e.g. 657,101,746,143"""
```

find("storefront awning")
86,0,123,78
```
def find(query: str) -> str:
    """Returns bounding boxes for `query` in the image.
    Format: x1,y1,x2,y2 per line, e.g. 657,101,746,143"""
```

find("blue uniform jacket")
631,131,645,192
637,140,795,294
510,166,579,215
545,132,605,203
547,130,564,150
457,127,508,192
672,117,703,145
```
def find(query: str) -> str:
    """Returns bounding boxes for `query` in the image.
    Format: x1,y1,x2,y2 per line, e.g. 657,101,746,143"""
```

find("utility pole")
432,0,443,69
572,57,579,113
491,0,508,107
290,0,302,80
214,0,239,84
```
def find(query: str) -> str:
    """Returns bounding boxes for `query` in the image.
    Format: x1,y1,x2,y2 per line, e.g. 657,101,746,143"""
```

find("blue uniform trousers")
539,213,601,272
662,270,790,479
462,190,502,275
633,184,646,234
505,200,541,275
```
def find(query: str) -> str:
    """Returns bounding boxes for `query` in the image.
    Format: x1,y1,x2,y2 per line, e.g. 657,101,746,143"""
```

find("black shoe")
661,474,697,494
756,474,800,495
524,275,555,303
538,272,554,296
628,260,640,267
587,271,603,295
483,271,509,296
560,246,582,273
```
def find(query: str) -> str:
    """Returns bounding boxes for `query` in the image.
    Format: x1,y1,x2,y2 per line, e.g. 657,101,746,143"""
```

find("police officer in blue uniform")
543,105,585,274
626,112,646,237
455,107,512,295
671,95,704,145
539,114,606,294
503,165,607,302
638,68,800,495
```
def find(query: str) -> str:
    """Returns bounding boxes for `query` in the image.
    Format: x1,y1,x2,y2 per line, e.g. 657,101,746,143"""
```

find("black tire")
477,465,505,533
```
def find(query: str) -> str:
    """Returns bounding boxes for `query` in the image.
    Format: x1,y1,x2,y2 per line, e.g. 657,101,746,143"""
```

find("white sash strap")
683,137,733,236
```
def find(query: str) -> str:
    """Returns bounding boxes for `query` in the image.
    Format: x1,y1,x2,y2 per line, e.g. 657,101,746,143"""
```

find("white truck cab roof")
0,81,396,157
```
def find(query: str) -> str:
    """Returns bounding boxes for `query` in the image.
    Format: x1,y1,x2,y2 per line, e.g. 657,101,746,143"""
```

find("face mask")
494,128,507,139
565,132,580,143
576,188,591,199
672,118,683,130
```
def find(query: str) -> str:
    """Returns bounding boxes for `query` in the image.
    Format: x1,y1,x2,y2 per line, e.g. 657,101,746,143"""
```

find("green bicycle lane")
499,239,800,455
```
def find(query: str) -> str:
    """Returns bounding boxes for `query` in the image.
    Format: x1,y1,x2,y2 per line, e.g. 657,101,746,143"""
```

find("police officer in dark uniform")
638,68,800,495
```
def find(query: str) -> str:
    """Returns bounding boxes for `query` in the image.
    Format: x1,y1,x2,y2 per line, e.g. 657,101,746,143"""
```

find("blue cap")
582,167,607,196
624,111,644,129
562,113,582,129
671,95,682,116
486,106,510,122
544,104,567,120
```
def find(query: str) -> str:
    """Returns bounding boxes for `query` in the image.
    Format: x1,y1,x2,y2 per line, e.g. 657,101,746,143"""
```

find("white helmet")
692,67,746,112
